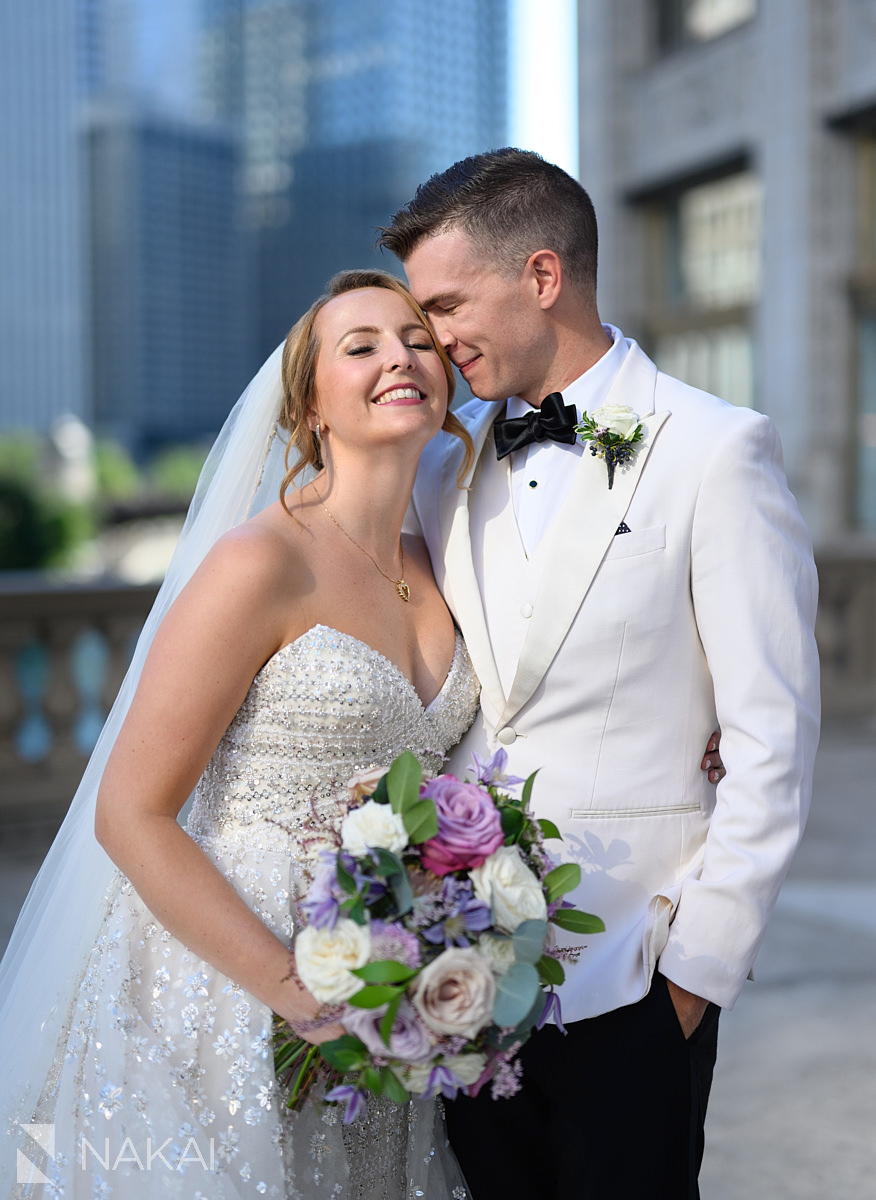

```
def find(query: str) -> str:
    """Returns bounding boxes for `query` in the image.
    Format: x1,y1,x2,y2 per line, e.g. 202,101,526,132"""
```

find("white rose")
410,947,496,1039
295,918,371,1004
341,799,408,857
590,403,639,439
470,845,547,932
401,1052,486,1095
476,932,517,977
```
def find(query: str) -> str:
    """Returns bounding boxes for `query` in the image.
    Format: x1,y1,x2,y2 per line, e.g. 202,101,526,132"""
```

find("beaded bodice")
187,624,480,866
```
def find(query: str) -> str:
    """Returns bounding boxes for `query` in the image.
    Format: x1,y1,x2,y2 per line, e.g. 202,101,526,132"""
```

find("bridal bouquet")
274,750,603,1122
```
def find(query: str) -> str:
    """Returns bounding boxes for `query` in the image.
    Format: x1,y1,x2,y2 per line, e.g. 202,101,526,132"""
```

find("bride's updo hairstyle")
278,268,473,509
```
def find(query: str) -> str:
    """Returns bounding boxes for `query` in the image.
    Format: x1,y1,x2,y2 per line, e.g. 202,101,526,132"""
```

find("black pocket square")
616,521,631,535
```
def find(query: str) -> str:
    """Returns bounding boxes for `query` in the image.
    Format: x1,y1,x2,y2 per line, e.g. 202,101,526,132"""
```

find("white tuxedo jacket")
410,338,820,1021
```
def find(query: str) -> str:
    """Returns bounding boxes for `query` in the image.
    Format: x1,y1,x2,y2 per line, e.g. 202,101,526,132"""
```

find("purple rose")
419,776,505,876
342,997,436,1064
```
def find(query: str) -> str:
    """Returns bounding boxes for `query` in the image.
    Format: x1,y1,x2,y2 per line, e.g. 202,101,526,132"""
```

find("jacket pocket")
604,523,666,561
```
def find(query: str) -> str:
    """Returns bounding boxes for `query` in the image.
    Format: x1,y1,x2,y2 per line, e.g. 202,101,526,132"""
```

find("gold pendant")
397,580,411,602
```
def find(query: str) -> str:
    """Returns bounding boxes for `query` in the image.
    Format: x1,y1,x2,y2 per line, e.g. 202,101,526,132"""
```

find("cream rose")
410,947,496,1039
470,845,547,932
346,766,387,806
295,918,371,1004
590,403,639,439
400,1052,487,1095
476,932,517,977
341,799,408,857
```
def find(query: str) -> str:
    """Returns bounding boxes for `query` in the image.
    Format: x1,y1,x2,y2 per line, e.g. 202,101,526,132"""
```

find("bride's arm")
95,525,342,1043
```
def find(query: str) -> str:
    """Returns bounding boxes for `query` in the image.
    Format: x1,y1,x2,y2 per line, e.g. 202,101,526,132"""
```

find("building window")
656,0,757,51
645,169,762,408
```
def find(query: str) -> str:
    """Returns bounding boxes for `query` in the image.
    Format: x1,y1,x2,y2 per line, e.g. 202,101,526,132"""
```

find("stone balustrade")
1,551,875,821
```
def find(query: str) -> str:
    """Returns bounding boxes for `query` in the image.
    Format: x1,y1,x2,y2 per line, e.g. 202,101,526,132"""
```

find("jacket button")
520,602,533,618
497,726,517,745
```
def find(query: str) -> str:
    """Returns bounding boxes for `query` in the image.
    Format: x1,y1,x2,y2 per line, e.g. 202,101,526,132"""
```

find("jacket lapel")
437,400,507,718
499,344,669,726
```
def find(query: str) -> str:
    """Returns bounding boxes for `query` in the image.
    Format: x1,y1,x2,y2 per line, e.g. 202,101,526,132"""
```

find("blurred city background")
1,1,874,1195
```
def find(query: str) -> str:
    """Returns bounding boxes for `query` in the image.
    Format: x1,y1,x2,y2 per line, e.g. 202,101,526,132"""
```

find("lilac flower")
369,920,422,969
468,749,526,789
421,877,491,949
490,1055,524,1100
422,1065,467,1101
325,1084,367,1124
299,851,344,930
536,990,566,1036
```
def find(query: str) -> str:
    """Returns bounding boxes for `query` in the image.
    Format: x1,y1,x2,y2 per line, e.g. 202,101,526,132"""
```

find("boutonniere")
574,404,644,490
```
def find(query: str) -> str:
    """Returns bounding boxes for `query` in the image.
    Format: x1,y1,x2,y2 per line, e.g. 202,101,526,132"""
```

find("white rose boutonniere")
575,403,643,489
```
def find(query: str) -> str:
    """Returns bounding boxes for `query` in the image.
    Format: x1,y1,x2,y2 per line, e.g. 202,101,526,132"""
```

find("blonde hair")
279,269,473,511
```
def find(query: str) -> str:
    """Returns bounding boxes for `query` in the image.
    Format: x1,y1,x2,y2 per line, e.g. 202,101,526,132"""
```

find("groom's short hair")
378,148,599,294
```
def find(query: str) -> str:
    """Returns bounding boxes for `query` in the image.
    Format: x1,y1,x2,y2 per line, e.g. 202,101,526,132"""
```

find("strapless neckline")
261,623,464,713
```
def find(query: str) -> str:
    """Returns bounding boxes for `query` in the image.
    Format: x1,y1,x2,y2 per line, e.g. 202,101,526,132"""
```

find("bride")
0,270,479,1198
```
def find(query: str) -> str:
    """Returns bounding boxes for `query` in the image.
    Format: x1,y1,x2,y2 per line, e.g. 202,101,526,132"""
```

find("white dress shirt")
506,325,628,556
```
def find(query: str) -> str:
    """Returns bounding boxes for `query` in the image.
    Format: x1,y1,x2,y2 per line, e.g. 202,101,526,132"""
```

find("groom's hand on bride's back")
701,730,725,784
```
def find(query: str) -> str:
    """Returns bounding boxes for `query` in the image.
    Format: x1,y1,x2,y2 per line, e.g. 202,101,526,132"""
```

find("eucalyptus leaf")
352,960,419,985
550,908,605,935
513,919,548,965
346,984,401,1009
373,848,405,878
492,962,540,1028
403,797,438,844
389,869,413,916
386,751,423,814
537,954,566,987
544,862,582,904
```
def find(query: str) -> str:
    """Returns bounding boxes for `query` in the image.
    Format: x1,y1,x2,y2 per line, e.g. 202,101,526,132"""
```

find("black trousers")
444,974,720,1200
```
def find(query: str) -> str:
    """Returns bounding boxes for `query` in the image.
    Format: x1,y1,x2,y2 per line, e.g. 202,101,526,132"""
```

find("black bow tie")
493,392,579,460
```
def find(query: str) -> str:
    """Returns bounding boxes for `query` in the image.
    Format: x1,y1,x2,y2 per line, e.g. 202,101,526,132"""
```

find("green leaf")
402,797,438,844
370,776,389,805
513,919,548,965
550,908,605,935
380,990,405,1047
500,805,525,841
335,854,357,895
319,1034,367,1073
521,770,539,810
373,848,406,878
352,960,419,985
386,752,423,814
346,984,401,1009
544,862,582,904
537,955,566,987
537,818,562,841
380,1065,410,1103
344,897,369,925
389,869,413,917
492,962,540,1028
361,1066,383,1095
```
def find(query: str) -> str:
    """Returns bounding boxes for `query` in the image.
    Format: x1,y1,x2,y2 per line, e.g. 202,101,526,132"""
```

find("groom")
380,149,820,1199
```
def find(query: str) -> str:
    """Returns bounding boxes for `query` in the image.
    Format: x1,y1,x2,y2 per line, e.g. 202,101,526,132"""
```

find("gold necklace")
321,500,411,601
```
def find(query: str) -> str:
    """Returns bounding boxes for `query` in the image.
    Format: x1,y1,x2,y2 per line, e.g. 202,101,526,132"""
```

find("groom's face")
405,229,551,407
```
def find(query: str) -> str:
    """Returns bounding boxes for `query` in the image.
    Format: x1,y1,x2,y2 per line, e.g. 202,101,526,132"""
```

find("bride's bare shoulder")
196,499,313,601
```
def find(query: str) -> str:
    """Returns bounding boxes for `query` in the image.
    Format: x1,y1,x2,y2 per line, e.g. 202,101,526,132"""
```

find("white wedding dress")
8,624,479,1200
